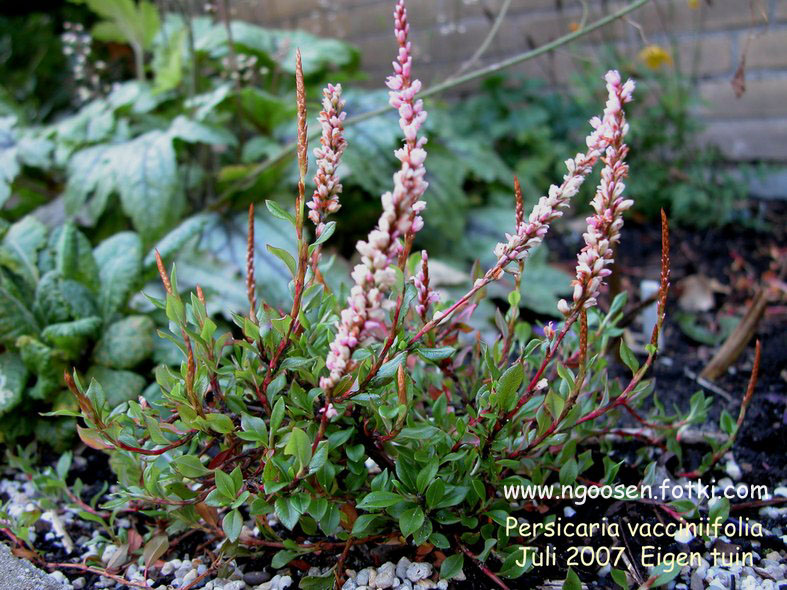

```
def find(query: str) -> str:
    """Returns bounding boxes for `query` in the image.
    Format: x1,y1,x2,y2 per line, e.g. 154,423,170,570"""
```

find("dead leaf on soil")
677,274,727,312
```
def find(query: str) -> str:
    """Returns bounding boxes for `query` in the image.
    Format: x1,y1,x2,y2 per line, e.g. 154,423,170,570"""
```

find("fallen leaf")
677,275,717,312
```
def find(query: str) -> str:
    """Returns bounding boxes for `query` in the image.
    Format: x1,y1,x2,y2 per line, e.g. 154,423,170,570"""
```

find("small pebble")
406,563,432,582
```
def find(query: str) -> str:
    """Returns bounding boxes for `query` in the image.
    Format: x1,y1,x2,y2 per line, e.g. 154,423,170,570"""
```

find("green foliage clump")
0,217,150,448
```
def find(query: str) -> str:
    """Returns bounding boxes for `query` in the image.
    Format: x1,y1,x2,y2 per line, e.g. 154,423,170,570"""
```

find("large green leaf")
93,315,154,369
94,231,142,318
143,212,214,269
0,352,28,415
168,116,237,147
86,0,160,50
86,365,146,407
152,27,185,94
0,117,20,209
41,317,103,359
0,273,38,345
63,144,119,224
0,215,47,287
54,223,100,291
115,131,183,244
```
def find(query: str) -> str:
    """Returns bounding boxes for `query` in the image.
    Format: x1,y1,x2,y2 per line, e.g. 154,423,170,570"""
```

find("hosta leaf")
93,315,154,369
86,366,146,407
94,232,142,318
0,352,27,415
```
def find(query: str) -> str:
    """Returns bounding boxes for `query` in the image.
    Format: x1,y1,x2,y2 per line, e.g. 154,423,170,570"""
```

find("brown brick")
698,77,787,118
745,28,787,70
699,118,787,161
674,34,735,77
626,0,764,36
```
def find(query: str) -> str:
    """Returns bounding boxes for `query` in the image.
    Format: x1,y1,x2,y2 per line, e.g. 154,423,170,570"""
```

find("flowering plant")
64,1,760,587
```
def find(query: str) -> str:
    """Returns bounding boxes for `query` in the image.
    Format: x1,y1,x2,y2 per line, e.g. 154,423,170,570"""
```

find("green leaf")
86,0,160,50
0,276,39,346
41,317,102,357
368,353,406,387
271,549,298,569
647,562,682,587
398,506,425,538
152,28,185,94
0,215,47,287
563,567,581,590
86,366,146,407
143,213,213,268
559,459,578,487
55,223,99,291
619,340,639,373
311,221,335,246
115,131,184,245
416,346,455,362
222,509,242,542
709,497,729,525
496,363,524,412
266,245,296,278
440,553,464,580
285,427,312,471
356,491,404,510
214,469,237,499
275,497,300,530
610,568,629,589
265,200,295,226
0,352,27,415
94,232,142,318
719,409,735,436
172,455,209,479
93,316,154,369
168,115,236,146
207,413,235,434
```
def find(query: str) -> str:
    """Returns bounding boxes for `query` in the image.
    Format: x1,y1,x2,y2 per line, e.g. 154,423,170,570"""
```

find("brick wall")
237,0,786,163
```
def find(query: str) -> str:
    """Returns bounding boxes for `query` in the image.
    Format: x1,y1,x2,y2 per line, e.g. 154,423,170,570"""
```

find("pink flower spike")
559,70,635,316
309,83,347,234
322,0,429,391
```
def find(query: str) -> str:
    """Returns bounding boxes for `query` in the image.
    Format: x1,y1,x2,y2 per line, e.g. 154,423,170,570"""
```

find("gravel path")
0,543,61,590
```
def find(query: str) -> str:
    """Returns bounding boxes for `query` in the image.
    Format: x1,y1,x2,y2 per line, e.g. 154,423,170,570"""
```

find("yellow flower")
688,0,700,8
638,44,673,69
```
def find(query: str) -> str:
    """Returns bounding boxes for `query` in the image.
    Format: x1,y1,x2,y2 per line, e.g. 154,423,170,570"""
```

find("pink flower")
308,83,347,234
322,0,429,391
559,70,635,314
493,70,634,274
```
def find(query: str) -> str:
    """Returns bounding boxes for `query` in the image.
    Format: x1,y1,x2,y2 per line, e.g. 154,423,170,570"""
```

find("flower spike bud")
414,250,439,322
295,49,308,181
